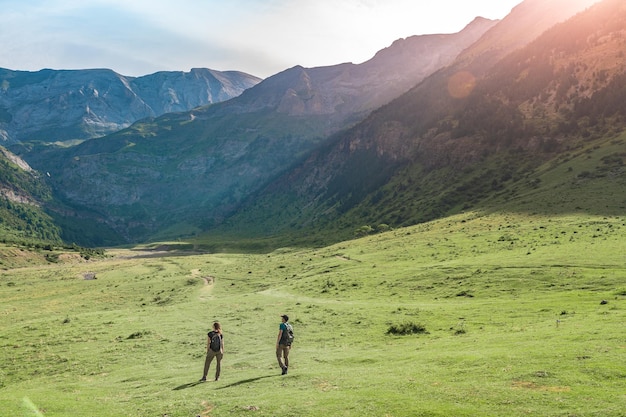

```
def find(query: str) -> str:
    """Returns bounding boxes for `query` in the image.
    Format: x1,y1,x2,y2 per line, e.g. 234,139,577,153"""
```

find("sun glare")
447,71,477,99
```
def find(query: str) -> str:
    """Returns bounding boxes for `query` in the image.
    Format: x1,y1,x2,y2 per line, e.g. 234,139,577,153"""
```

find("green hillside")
0,147,61,246
198,130,625,251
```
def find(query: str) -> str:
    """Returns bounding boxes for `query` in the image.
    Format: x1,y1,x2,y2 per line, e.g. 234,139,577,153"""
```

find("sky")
0,0,524,79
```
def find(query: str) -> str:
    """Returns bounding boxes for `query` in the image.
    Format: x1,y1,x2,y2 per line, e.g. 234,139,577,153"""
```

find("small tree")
354,225,374,237
376,223,391,233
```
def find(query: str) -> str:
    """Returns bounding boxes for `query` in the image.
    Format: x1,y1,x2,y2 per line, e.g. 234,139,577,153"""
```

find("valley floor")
0,212,624,416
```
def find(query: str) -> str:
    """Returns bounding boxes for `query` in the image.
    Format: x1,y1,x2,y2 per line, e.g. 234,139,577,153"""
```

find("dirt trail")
191,269,214,299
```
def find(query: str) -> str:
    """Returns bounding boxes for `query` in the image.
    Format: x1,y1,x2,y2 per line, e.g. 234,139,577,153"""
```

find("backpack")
209,332,221,352
284,323,294,345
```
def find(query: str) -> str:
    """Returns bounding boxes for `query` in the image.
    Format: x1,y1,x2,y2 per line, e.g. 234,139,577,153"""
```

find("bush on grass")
386,321,429,335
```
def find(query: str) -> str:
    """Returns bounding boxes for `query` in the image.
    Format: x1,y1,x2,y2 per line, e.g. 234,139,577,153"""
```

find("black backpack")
209,332,221,352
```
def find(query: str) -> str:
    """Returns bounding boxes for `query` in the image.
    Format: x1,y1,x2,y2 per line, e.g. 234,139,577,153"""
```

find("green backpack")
283,323,294,345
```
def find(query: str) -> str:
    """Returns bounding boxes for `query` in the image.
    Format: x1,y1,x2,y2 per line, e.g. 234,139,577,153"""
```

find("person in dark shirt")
200,321,224,381
276,314,292,375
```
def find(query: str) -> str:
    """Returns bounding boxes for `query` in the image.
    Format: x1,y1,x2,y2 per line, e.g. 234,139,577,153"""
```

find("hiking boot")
281,367,288,375
199,377,206,382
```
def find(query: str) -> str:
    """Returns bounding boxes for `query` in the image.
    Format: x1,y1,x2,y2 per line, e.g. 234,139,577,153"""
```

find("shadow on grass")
172,381,205,390
173,374,278,391
216,375,278,389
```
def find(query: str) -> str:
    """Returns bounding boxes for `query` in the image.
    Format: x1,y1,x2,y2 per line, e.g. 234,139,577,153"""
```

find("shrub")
355,225,374,237
127,330,152,340
386,322,428,335
45,253,60,263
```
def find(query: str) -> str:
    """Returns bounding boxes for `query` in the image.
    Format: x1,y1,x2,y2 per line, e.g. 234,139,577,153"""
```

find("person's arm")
220,334,224,353
206,334,211,352
277,328,283,347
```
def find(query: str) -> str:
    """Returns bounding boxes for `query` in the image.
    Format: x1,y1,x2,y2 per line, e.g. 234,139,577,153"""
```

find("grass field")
1,211,624,416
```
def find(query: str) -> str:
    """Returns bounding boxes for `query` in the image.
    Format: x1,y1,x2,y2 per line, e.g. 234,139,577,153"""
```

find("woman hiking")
200,321,224,381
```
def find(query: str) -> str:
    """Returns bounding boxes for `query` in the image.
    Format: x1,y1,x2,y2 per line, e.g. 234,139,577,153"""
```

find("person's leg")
202,352,215,380
283,345,290,368
276,345,285,370
215,352,222,380
282,345,291,374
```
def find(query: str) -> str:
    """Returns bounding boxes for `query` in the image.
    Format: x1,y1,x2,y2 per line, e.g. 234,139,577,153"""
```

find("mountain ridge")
19,17,498,245
0,67,261,144
211,0,625,242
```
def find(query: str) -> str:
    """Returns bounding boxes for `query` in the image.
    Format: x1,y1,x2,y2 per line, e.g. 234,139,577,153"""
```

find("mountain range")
0,68,261,145
7,14,497,244
1,0,623,248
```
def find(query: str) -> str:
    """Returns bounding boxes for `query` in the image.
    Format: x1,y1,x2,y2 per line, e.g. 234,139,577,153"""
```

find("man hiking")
276,314,293,375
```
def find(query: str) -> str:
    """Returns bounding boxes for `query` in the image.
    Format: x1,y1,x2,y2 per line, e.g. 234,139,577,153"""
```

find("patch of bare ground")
511,381,571,392
58,253,87,263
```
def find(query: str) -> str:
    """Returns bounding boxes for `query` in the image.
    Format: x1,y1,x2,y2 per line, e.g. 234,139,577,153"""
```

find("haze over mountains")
1,0,623,248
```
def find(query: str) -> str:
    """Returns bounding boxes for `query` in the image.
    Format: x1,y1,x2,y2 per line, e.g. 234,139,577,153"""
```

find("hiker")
276,314,293,375
200,321,224,381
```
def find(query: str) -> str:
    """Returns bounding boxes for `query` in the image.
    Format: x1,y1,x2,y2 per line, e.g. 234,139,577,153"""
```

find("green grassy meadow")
1,211,625,416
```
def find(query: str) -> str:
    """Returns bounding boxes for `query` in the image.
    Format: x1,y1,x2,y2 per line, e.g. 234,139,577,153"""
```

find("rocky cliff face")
0,147,37,205
0,68,261,144
130,68,262,115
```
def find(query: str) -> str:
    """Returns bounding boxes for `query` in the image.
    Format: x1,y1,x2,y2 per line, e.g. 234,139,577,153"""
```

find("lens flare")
447,71,476,98
22,397,45,417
